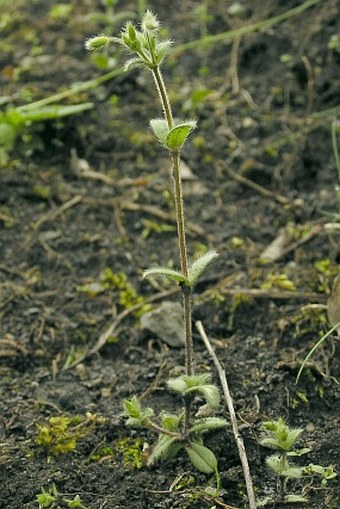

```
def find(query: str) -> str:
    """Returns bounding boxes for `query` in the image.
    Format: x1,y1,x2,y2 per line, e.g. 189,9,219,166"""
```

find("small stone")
305,422,315,433
140,301,184,347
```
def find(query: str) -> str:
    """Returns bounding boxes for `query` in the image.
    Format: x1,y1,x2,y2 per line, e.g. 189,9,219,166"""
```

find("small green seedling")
259,418,337,504
304,463,337,486
36,484,87,509
260,418,309,503
85,10,224,482
77,267,151,317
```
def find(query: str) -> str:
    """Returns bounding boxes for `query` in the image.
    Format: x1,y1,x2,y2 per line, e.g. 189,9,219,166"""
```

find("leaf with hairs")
189,417,227,434
186,442,218,474
150,118,169,146
166,121,197,150
143,266,188,285
188,251,218,286
147,435,182,465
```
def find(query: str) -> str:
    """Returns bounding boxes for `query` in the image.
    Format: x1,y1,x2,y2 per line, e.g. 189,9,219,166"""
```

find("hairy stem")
170,149,188,277
151,66,173,130
151,64,194,430
149,420,181,438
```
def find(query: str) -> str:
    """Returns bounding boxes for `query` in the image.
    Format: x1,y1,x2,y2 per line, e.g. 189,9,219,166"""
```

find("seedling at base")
36,484,87,509
259,418,337,505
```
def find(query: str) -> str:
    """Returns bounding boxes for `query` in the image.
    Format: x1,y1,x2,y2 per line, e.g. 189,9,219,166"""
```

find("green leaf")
161,412,182,431
0,123,17,151
305,463,337,480
265,455,284,474
261,418,303,451
16,103,93,123
287,447,312,457
123,396,153,427
150,118,169,145
143,266,189,285
67,495,87,508
167,377,188,394
198,385,220,408
166,121,197,150
172,374,220,408
124,58,143,71
147,435,182,465
186,442,218,474
260,437,281,449
186,384,220,409
84,35,110,51
155,40,173,63
284,494,308,503
282,466,304,478
266,455,303,478
167,373,211,393
182,373,211,387
283,428,303,450
188,251,219,286
189,417,227,434
256,496,273,507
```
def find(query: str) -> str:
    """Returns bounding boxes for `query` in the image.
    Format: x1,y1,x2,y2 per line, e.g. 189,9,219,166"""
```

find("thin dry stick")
196,320,257,509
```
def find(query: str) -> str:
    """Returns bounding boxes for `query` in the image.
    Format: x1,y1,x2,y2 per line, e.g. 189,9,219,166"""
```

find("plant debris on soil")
0,1,339,508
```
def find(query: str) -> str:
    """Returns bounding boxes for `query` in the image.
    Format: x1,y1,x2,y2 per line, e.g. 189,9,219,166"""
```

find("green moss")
35,413,106,457
261,273,296,292
291,390,309,409
114,437,144,469
228,292,253,329
292,305,328,336
35,416,80,456
89,446,114,462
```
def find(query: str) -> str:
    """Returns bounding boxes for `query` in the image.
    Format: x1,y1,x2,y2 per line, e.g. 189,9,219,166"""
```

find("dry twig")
196,320,257,509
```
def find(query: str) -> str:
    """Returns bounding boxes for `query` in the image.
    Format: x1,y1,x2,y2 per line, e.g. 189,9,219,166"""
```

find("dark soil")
0,1,339,508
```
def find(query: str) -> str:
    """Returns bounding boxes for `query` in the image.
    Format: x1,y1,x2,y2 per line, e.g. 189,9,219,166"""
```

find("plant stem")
151,67,173,130
170,149,188,277
151,64,194,428
149,420,181,438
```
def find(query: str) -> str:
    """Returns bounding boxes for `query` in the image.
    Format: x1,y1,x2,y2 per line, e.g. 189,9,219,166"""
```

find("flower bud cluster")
84,35,111,52
85,10,172,70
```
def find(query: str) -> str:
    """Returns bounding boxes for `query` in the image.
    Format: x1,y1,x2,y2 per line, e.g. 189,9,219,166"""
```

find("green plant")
0,99,92,163
328,34,340,53
295,320,340,383
304,463,337,486
36,484,87,509
49,3,73,20
85,11,225,481
77,267,151,317
259,418,337,504
260,418,309,503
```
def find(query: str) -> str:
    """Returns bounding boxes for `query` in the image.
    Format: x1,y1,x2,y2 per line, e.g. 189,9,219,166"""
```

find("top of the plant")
85,10,173,70
260,418,303,451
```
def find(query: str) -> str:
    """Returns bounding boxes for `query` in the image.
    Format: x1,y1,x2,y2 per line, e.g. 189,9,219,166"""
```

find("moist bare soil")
0,1,339,508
